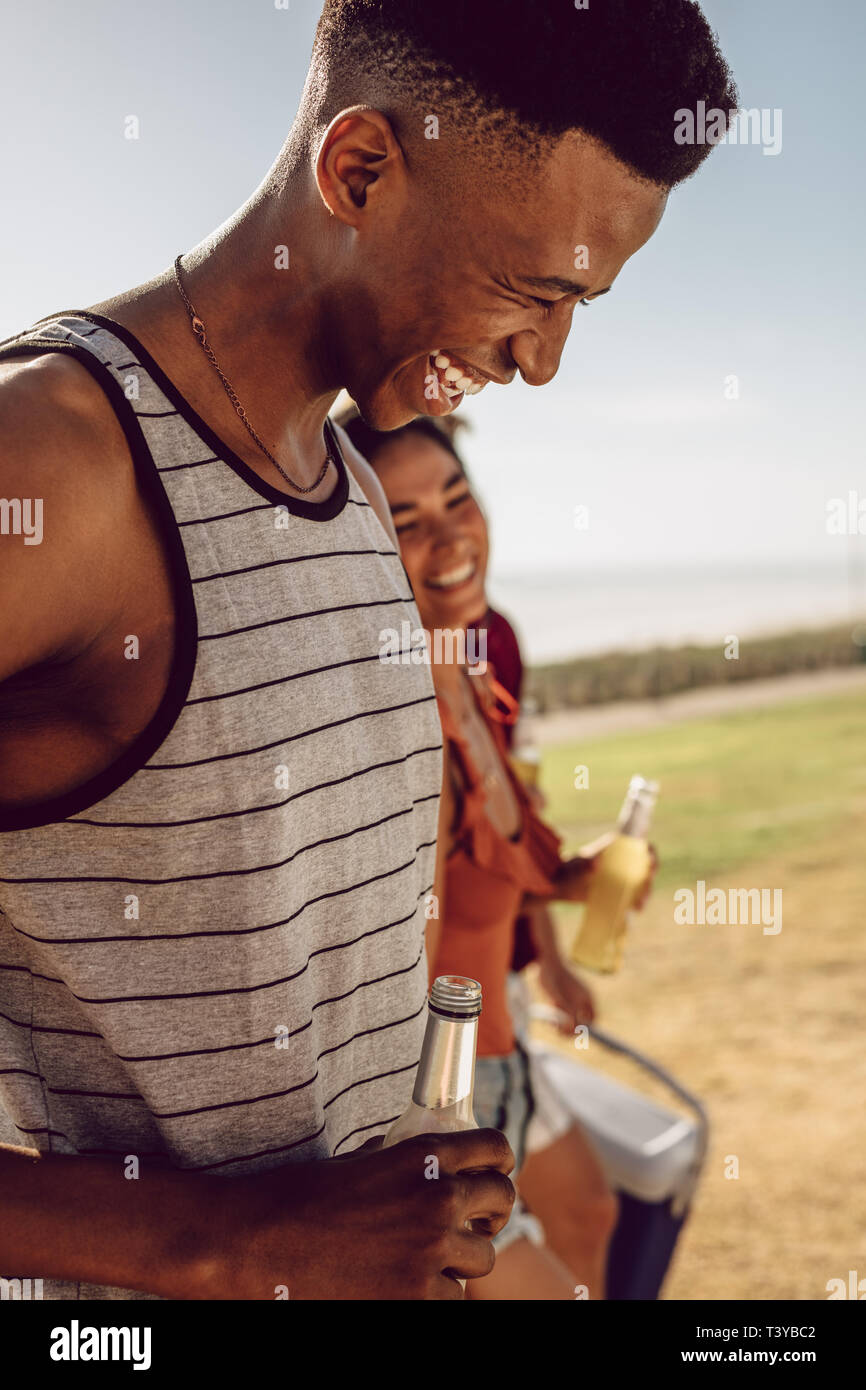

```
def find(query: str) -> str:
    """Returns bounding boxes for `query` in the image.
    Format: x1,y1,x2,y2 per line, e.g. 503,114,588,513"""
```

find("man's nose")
508,308,575,388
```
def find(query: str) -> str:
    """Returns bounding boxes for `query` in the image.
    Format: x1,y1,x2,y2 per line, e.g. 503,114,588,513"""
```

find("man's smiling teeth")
430,352,485,396
426,560,476,590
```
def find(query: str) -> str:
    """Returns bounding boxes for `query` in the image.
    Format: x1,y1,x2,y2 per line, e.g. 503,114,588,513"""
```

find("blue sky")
1,0,862,584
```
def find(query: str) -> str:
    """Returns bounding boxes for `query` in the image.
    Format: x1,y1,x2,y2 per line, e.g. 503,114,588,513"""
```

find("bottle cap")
430,975,482,1019
628,775,660,798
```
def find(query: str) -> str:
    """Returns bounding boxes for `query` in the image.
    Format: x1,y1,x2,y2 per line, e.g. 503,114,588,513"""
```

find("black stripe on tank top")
116,992,429,1068
27,1012,425,1105
184,647,427,706
158,455,219,472
57,1023,424,1124
198,592,415,642
0,1006,100,1040
187,1127,327,1170
333,1115,403,1156
190,547,401,585
1,922,427,1011
8,861,434,949
323,1060,419,1114
62,742,440,830
0,897,432,1064
2,885,433,1051
0,802,435,886
158,1056,419,1133
145,690,438,770
176,495,372,527
177,500,272,526
27,310,353,519
13,1120,394,1167
23,957,426,1122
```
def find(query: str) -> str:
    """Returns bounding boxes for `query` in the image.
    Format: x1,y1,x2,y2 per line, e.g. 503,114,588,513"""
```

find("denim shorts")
474,1043,545,1254
474,1042,535,1171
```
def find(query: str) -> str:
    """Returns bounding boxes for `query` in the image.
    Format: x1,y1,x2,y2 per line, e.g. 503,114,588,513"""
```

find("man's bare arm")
0,1125,514,1299
0,353,135,685
0,1143,224,1297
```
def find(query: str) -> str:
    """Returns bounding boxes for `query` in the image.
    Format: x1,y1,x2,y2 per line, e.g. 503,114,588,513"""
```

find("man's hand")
221,1128,516,1301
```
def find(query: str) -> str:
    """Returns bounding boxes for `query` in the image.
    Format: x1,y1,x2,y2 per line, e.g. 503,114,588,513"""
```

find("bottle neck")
620,802,653,838
413,1008,479,1109
618,777,658,839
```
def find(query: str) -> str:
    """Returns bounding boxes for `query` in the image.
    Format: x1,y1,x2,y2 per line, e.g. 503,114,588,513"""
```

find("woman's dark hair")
333,407,468,475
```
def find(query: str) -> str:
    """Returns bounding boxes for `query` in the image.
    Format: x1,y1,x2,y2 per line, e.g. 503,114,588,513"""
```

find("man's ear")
315,106,406,225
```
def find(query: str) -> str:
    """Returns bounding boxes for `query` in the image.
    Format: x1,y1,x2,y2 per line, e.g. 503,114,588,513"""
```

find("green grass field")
541,687,866,889
529,685,866,1300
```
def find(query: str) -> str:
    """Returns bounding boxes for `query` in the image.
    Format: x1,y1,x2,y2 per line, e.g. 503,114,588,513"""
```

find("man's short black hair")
313,0,737,187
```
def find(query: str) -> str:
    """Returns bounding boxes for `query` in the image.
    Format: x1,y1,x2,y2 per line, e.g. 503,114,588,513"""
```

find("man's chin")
354,363,459,431
347,388,419,433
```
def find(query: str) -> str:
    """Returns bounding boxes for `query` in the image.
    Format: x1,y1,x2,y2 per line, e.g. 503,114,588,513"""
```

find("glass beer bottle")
570,776,659,973
382,975,481,1147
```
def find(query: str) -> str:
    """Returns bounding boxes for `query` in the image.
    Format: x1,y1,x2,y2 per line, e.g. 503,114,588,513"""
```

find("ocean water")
486,562,866,665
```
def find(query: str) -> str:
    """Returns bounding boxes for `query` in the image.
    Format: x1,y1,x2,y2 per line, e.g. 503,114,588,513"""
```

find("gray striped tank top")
0,312,442,1299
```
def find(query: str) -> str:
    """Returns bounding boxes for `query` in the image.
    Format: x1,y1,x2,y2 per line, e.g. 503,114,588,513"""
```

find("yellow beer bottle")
571,776,658,973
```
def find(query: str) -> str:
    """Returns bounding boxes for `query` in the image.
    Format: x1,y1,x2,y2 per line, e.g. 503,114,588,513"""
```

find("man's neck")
89,162,348,497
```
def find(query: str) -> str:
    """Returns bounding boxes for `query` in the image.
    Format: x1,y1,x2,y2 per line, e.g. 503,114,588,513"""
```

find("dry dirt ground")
529,813,866,1301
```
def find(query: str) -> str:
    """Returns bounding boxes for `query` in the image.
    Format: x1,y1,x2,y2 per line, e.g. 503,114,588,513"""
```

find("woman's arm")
521,847,601,911
523,902,597,1032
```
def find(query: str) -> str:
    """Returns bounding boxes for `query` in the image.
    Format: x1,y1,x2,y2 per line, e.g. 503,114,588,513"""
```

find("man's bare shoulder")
0,350,132,469
0,352,139,679
331,420,399,549
0,351,140,529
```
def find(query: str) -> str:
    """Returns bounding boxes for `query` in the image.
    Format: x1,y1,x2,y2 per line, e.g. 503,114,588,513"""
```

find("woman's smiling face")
370,431,489,632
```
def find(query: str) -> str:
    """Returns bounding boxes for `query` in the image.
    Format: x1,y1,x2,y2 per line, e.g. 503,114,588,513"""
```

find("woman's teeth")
429,352,485,398
427,561,476,590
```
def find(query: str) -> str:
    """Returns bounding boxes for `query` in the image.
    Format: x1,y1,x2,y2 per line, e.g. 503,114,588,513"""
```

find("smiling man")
0,1,735,1300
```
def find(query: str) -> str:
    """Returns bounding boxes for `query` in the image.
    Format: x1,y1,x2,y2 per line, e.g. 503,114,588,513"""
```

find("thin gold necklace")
172,255,332,495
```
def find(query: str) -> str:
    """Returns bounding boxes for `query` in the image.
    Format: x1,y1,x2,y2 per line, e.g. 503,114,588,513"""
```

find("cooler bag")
528,1021,708,1300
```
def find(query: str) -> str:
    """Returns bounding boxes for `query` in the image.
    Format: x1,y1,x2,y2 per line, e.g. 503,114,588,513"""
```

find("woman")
337,408,651,1299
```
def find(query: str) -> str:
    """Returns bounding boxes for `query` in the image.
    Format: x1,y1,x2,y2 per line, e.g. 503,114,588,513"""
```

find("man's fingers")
427,1126,515,1176
443,1228,498,1281
457,1168,516,1233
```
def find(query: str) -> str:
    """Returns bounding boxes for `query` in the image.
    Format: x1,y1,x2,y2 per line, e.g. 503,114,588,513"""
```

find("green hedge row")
526,623,866,712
